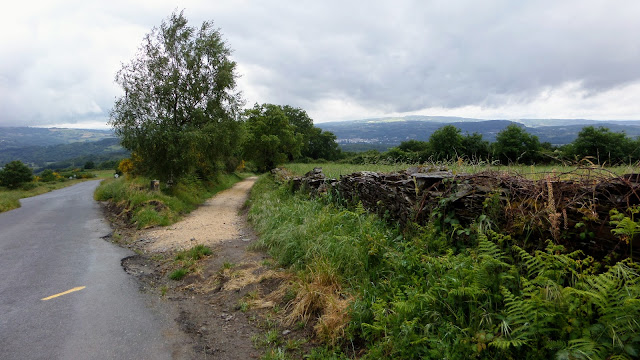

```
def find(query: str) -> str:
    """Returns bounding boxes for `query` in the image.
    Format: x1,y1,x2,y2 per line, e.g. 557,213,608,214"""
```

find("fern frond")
488,337,527,349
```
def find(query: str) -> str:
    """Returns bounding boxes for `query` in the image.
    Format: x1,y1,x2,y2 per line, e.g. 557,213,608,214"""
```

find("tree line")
364,123,640,165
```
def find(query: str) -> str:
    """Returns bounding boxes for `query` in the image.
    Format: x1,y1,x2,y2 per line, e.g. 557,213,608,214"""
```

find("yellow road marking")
41,286,86,301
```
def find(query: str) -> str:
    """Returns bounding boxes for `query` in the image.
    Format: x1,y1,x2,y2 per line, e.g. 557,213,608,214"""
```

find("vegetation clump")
248,174,640,359
0,160,33,189
169,244,213,281
95,172,246,228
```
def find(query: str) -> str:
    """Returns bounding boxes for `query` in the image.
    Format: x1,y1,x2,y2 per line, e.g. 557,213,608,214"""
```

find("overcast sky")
1,0,640,129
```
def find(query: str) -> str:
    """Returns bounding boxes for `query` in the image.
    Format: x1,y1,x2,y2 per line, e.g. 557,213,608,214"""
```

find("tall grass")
95,172,247,228
248,176,394,287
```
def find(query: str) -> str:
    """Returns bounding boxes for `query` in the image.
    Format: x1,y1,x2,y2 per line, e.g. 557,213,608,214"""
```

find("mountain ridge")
315,116,640,151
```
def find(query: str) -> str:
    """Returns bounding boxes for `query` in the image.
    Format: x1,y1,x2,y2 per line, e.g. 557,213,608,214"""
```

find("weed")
160,286,168,297
236,301,250,312
223,261,235,269
282,287,297,304
174,244,212,261
284,338,307,351
261,348,291,360
169,268,188,280
247,290,259,300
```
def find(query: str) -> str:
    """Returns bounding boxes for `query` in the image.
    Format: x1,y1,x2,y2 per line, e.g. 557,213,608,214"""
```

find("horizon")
5,115,640,131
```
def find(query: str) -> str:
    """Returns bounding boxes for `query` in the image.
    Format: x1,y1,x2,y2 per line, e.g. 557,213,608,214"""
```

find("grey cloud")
219,0,640,114
1,0,639,127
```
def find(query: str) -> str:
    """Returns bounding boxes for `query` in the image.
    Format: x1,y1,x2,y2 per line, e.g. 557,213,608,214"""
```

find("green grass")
94,172,249,228
284,162,638,180
168,268,189,280
175,244,212,261
0,170,113,213
169,244,213,280
248,175,394,287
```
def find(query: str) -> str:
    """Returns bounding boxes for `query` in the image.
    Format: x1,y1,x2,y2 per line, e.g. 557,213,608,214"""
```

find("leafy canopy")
571,126,636,164
493,124,541,164
242,104,302,172
110,11,243,181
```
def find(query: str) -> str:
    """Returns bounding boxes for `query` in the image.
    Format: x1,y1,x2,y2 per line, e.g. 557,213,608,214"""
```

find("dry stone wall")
280,167,640,261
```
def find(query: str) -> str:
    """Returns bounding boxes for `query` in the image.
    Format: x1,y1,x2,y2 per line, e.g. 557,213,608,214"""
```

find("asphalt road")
0,181,189,360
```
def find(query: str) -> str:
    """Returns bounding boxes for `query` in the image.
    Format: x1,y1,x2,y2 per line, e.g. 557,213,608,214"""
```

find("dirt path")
108,176,307,359
144,177,257,252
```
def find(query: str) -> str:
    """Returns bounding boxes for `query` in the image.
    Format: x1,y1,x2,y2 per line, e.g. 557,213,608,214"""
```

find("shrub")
40,169,57,182
0,160,33,189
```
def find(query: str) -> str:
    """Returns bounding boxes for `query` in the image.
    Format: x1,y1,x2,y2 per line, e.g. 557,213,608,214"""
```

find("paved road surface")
0,181,189,360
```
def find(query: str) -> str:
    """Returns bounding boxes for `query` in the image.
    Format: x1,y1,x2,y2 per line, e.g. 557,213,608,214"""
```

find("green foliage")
570,126,637,165
461,132,491,161
248,175,394,287
248,175,640,359
429,125,464,161
0,160,33,189
610,206,640,259
493,124,542,164
397,139,429,153
379,128,490,164
110,10,243,181
169,268,189,280
242,104,302,172
174,244,212,261
306,126,342,161
40,169,57,182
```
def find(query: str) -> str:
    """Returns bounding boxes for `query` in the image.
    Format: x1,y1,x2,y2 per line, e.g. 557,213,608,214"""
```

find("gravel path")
143,177,257,253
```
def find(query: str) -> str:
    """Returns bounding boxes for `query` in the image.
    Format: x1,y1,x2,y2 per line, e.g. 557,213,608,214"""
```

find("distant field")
284,162,638,180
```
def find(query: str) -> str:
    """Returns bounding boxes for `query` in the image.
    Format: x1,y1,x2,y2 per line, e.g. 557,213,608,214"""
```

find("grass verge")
95,172,250,229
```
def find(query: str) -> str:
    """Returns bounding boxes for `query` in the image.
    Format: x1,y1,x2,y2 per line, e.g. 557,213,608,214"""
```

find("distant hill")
0,127,114,150
0,137,128,170
316,116,640,151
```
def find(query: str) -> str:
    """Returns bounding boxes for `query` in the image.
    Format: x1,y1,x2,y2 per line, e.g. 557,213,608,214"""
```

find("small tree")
571,126,634,164
40,169,57,182
84,161,95,170
493,124,541,164
110,11,243,181
306,127,341,161
242,104,302,172
461,132,490,161
429,125,464,161
0,160,33,189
